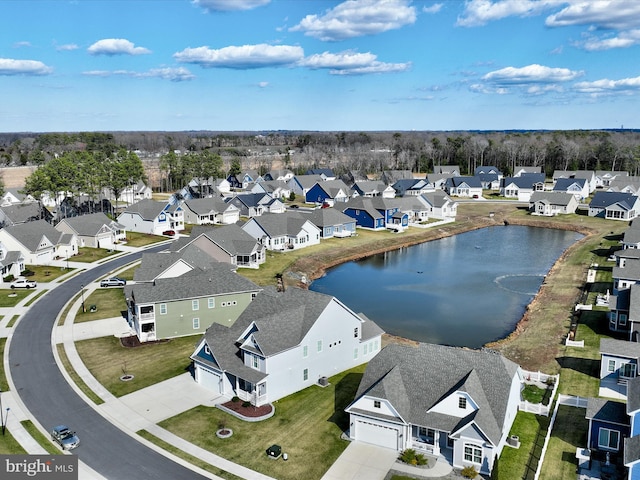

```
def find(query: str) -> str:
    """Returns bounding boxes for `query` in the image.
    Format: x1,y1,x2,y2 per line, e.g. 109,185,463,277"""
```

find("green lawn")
74,287,127,323
0,338,8,391
124,232,168,247
156,365,366,480
21,420,63,455
0,428,27,454
75,335,199,397
56,344,104,405
539,405,588,480
495,412,548,480
0,289,33,307
72,247,119,263
20,265,71,282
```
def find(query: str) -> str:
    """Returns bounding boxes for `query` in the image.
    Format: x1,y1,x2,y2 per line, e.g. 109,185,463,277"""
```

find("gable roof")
585,397,628,426
627,376,640,414
420,190,454,208
529,191,576,206
553,177,586,191
173,224,262,257
590,191,638,210
121,199,169,220
57,212,123,236
2,219,68,251
502,173,546,189
352,342,519,446
182,197,234,215
0,202,45,225
296,208,355,228
306,168,335,177
600,337,640,359
291,174,324,189
245,212,317,237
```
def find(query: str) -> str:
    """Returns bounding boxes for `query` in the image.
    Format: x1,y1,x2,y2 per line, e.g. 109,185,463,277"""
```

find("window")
620,314,628,326
353,348,358,359
303,368,308,381
464,444,482,464
159,303,167,315
608,359,616,372
598,428,620,450
374,339,379,351
373,400,381,408
192,299,199,311
458,397,467,409
317,340,323,352
208,298,215,309
252,355,259,369
192,318,200,329
303,345,308,358
621,362,637,378
354,327,359,338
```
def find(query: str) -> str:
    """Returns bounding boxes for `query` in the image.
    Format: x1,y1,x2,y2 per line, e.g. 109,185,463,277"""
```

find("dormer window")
459,397,467,409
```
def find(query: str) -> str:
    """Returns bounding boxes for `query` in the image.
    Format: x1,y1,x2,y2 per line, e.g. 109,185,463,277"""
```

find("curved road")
8,247,210,480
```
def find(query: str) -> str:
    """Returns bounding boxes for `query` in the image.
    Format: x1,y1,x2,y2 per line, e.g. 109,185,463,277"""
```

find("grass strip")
56,344,104,405
0,427,27,454
21,420,63,455
6,315,20,328
24,289,48,307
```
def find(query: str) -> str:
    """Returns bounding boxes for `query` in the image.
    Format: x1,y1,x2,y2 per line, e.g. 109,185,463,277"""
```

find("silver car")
51,425,80,450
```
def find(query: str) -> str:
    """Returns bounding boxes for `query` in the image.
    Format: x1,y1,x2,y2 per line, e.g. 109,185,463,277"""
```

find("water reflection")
310,225,581,348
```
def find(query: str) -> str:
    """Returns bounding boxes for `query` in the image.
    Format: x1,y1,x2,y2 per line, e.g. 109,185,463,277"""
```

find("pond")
310,225,582,348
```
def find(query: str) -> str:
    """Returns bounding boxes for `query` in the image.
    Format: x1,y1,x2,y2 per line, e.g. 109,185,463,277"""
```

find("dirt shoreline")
284,203,610,372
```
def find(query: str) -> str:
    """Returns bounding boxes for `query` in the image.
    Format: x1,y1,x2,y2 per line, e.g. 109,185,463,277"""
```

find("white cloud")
82,67,194,82
299,51,377,69
13,41,32,48
290,0,416,41
580,29,640,51
328,61,411,75
574,76,640,95
545,1,640,30
192,0,270,12
87,39,151,56
174,44,304,68
0,58,53,76
423,3,443,14
56,43,79,52
258,81,269,88
457,0,562,27
483,64,582,84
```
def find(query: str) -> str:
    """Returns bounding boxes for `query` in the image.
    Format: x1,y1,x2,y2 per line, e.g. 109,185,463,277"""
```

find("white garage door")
356,420,399,450
196,365,222,393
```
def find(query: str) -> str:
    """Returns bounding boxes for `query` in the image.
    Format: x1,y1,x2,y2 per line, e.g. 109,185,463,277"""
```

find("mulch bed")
120,335,169,348
222,400,273,418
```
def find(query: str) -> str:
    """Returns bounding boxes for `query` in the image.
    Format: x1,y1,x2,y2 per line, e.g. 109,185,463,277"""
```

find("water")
310,225,582,348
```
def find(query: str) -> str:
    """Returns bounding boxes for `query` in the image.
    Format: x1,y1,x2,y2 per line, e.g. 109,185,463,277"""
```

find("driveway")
321,442,398,480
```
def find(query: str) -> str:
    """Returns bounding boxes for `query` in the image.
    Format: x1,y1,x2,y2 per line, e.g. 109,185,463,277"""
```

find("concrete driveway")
322,442,398,480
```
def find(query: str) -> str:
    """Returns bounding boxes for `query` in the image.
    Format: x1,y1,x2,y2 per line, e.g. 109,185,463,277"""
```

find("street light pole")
0,388,5,435
81,284,85,313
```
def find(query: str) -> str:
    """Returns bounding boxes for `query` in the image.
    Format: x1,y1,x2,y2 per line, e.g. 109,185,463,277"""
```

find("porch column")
433,431,441,456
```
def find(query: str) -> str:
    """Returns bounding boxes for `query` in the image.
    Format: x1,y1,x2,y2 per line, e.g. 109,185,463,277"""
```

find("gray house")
55,212,126,248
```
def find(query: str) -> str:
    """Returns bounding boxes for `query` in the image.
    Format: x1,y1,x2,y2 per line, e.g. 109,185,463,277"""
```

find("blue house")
625,377,640,479
342,197,408,231
305,180,351,206
599,338,640,400
586,397,629,454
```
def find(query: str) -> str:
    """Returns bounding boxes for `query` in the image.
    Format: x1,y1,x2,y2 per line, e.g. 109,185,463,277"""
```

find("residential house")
381,170,414,185
553,170,597,194
1,188,36,206
622,222,640,249
599,338,640,400
296,208,356,239
191,286,384,406
444,176,483,198
391,179,433,197
612,249,640,295
105,180,153,206
352,181,396,198
288,174,324,197
474,166,501,176
187,177,231,198
529,192,579,216
596,171,629,189
181,198,240,226
420,191,458,220
553,177,589,200
306,168,336,180
609,178,640,195
55,212,126,249
476,173,501,191
434,165,461,175
305,179,351,206
0,241,25,282
263,169,294,182
624,377,640,479
0,202,52,227
341,170,369,187
513,166,542,177
426,173,455,190
226,192,285,217
500,174,546,202
589,192,640,221
393,196,432,224
117,199,184,235
585,398,629,455
227,170,262,190
124,262,261,342
345,342,522,476
170,224,266,269
342,197,408,231
0,219,78,264
251,180,292,200
242,212,321,251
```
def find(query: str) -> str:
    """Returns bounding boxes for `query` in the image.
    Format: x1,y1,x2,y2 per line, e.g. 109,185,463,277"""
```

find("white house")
55,212,126,248
191,286,384,406
181,198,240,226
241,212,321,251
589,192,640,221
117,199,184,235
420,190,458,220
529,192,579,216
346,342,522,477
0,219,78,265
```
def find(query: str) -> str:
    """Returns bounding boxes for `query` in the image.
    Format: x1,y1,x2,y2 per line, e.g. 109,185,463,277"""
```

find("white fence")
519,370,560,417
565,338,585,348
557,394,589,408
519,400,551,416
522,370,559,385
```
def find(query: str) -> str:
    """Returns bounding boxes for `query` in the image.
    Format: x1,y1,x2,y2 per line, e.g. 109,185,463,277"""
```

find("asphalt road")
8,246,210,480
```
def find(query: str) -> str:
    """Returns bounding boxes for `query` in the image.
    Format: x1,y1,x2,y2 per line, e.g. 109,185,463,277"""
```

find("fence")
519,370,560,417
522,370,559,385
557,394,588,408
519,400,551,416
565,338,585,348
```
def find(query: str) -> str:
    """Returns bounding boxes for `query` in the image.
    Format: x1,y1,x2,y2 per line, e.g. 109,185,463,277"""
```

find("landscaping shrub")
22,269,35,277
3,274,14,282
242,401,251,408
461,465,478,478
231,396,240,403
399,448,428,466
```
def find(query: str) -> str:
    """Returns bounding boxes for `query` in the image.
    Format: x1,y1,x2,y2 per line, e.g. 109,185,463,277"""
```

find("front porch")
411,426,452,457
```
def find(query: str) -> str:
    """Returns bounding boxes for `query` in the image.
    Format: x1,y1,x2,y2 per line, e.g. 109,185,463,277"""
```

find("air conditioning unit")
318,376,329,387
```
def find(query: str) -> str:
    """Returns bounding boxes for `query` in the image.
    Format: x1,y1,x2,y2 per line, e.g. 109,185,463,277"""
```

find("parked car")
10,278,37,289
100,277,126,287
51,425,79,450
162,229,176,236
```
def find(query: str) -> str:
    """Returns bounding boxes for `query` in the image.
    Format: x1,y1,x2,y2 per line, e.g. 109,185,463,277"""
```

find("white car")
10,278,37,289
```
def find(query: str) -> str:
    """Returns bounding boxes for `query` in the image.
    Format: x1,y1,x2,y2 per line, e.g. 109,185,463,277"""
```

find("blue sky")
2,0,639,132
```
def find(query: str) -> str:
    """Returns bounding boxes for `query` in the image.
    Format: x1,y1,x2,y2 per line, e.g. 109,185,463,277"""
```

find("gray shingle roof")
57,212,123,236
529,192,575,206
627,376,640,414
625,435,640,466
0,203,44,225
421,190,454,209
613,258,640,283
600,337,640,359
352,343,520,446
585,397,628,425
182,197,232,215
121,199,167,220
3,219,66,251
590,191,638,210
129,263,259,304
296,208,355,228
245,212,312,237
178,224,262,257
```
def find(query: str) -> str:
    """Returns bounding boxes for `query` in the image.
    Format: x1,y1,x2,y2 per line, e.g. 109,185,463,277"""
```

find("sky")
1,0,640,133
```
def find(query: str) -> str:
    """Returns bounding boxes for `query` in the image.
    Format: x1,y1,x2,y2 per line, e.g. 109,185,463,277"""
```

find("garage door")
196,365,222,393
356,420,399,450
